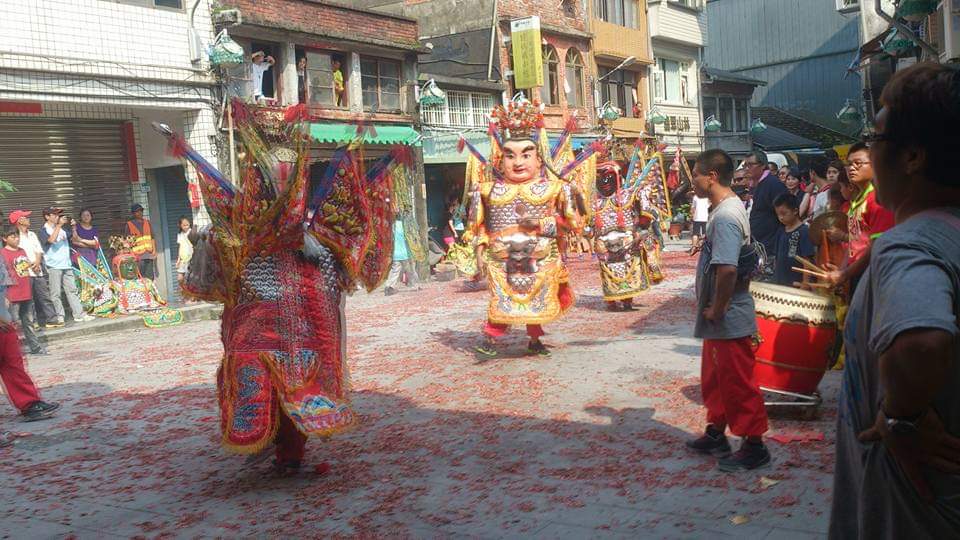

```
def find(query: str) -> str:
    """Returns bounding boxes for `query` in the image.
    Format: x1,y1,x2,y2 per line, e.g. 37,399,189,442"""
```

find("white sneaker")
74,314,95,323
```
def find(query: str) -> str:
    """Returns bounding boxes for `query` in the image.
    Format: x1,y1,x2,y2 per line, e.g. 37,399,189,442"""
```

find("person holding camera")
39,207,91,326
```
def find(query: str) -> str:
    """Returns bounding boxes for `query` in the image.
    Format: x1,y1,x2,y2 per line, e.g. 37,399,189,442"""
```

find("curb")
30,303,223,346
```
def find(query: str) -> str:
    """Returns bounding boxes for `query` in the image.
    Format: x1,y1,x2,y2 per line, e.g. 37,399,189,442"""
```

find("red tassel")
457,136,466,154
283,104,308,123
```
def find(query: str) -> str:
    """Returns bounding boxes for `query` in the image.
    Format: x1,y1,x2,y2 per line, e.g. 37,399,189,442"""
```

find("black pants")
11,300,43,353
31,276,56,326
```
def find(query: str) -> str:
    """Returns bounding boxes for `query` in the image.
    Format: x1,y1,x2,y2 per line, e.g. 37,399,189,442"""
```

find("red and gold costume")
161,101,408,468
591,163,650,305
460,100,600,345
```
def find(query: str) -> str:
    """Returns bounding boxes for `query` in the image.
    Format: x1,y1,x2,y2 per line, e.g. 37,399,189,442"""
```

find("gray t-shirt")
694,196,757,340
830,208,960,539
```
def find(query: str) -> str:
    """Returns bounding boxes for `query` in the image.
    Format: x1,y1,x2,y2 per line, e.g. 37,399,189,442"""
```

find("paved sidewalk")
0,251,837,538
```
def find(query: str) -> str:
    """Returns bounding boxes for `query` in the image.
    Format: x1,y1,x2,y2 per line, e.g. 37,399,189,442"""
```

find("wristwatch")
882,408,927,436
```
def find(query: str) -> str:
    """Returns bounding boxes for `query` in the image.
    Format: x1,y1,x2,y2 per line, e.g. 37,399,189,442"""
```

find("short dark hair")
696,149,735,187
773,193,800,211
810,158,828,179
847,142,869,158
2,225,19,238
879,61,960,186
748,149,768,166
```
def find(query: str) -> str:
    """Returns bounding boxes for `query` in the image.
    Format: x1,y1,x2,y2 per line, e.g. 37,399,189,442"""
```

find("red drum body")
750,282,837,395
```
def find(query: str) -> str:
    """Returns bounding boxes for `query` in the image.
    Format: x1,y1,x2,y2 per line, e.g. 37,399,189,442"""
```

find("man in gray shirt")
685,149,771,472
829,61,960,539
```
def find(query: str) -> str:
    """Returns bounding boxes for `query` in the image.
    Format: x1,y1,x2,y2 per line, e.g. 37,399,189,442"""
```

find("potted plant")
669,203,690,239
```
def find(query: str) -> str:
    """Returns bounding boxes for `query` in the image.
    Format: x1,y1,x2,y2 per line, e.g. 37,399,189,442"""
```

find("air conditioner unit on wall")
836,0,860,14
938,0,960,61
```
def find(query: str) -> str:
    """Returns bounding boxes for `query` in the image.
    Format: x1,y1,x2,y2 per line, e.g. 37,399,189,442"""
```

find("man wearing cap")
249,51,275,103
39,207,90,325
10,210,57,328
126,204,157,280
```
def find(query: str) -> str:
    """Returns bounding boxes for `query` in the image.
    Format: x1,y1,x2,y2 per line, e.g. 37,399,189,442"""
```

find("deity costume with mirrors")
157,101,410,469
459,99,602,354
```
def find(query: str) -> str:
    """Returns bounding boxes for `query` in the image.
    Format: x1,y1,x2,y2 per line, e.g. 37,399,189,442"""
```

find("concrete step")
28,303,223,347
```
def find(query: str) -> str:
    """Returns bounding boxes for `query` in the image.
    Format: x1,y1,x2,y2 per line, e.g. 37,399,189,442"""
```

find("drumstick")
794,256,825,273
821,230,831,266
792,266,829,279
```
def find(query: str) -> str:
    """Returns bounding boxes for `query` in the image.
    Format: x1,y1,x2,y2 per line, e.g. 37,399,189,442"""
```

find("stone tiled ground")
0,247,839,539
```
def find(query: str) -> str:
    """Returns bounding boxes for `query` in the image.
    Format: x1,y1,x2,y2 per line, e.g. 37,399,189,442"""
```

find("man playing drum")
685,149,771,472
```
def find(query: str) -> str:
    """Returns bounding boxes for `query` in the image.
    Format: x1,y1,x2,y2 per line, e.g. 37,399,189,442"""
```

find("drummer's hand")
858,408,960,503
822,263,844,286
702,304,725,323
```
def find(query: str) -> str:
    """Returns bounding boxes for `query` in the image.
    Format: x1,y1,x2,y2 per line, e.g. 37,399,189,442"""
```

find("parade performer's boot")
273,412,307,474
606,301,620,312
527,338,550,356
621,299,635,311
475,336,498,357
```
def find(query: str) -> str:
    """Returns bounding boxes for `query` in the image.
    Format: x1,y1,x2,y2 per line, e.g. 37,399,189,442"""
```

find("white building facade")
0,0,219,299
647,0,707,154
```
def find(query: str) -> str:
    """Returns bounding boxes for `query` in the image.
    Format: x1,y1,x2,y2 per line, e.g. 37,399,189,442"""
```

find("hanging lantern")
895,0,937,22
647,106,667,125
881,30,916,56
601,103,621,122
750,118,767,134
704,114,722,132
418,79,446,107
837,99,861,124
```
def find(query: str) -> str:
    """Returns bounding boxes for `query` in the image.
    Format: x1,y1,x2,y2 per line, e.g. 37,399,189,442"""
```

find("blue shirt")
40,223,74,270
392,220,410,261
772,223,816,286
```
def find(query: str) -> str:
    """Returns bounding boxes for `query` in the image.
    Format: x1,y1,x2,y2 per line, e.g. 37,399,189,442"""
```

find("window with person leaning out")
771,193,815,288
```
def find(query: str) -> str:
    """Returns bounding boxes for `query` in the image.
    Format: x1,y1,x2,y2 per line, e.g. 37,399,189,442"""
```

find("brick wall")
223,0,419,48
499,0,587,32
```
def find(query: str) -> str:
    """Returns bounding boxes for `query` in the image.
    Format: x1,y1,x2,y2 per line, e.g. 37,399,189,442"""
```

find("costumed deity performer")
157,101,408,473
592,161,650,311
462,99,601,357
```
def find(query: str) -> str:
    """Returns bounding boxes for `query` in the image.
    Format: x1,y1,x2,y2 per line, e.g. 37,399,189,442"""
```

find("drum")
750,282,837,395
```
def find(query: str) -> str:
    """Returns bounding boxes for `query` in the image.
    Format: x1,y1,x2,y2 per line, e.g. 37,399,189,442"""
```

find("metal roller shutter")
0,118,132,241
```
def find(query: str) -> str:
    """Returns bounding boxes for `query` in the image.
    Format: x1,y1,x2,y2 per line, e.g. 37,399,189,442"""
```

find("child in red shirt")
2,227,45,354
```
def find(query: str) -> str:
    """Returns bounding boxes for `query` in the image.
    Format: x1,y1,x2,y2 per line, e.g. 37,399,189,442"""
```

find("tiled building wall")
0,0,219,225
0,0,215,81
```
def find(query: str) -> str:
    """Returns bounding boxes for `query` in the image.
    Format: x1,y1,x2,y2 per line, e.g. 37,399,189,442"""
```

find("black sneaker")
718,441,771,472
686,426,732,457
527,340,551,356
384,287,397,296
20,401,58,422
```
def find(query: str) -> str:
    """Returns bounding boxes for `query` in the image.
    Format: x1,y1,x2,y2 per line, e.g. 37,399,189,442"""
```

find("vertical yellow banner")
511,16,544,90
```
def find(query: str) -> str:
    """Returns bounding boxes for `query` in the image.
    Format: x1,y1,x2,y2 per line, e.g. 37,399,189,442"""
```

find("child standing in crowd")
771,194,816,288
0,230,59,425
175,216,194,288
1,227,46,355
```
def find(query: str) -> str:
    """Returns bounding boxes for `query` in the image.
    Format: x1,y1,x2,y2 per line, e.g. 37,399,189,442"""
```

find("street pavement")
0,243,839,539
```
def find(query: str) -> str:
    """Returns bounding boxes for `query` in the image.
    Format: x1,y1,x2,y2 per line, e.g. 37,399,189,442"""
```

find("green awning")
308,123,421,146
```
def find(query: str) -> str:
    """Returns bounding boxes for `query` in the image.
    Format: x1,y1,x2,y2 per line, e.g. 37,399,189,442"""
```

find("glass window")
360,57,402,112
718,97,734,133
154,0,182,8
600,67,636,116
421,90,494,128
659,59,680,103
305,51,339,107
702,96,717,125
540,46,560,105
735,98,749,132
565,49,584,108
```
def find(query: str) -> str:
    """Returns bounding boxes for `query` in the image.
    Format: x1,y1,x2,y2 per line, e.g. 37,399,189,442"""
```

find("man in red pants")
686,149,770,472
0,258,59,427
